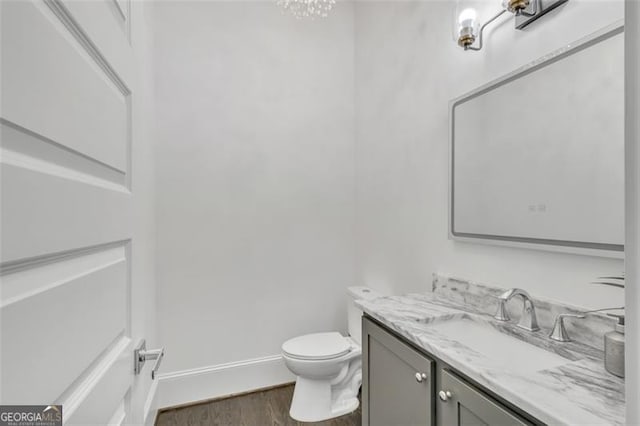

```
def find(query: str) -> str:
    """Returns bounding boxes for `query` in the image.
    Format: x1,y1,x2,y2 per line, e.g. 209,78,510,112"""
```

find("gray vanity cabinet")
362,316,540,426
438,369,532,426
362,318,434,426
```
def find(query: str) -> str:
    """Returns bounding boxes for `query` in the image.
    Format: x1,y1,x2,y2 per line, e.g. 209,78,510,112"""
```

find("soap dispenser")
604,314,625,378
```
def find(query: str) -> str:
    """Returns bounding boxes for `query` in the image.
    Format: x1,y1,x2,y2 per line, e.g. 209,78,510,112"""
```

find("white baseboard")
156,355,295,409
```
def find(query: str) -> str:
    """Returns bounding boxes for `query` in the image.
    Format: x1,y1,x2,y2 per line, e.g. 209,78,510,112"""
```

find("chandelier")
277,0,336,19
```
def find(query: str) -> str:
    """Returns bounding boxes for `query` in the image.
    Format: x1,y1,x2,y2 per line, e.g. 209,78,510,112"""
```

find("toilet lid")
282,332,351,360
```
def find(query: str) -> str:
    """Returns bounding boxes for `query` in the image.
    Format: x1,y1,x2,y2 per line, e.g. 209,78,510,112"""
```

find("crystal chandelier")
277,0,336,19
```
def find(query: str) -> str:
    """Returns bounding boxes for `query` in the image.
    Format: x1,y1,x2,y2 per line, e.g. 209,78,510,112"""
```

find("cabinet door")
363,318,434,426
438,369,533,426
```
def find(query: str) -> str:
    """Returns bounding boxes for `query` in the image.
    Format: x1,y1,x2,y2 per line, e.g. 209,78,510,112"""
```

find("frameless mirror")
450,24,624,256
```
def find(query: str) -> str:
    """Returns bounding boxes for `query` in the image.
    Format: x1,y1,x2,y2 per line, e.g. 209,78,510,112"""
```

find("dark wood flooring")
155,383,361,426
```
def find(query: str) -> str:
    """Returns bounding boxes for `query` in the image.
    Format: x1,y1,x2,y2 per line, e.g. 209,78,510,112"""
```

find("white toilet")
281,286,382,422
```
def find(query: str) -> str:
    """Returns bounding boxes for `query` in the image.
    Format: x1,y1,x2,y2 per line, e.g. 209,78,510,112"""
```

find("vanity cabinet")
362,317,434,426
362,316,538,426
438,369,532,426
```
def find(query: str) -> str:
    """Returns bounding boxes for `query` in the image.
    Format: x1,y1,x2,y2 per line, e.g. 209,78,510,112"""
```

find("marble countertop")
357,291,626,425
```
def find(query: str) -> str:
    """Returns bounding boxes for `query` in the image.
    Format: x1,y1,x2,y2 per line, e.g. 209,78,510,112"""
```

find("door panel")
1,0,130,173
63,338,132,425
61,0,133,79
1,251,127,404
363,318,433,426
459,406,489,426
439,370,532,426
0,161,130,263
0,0,142,422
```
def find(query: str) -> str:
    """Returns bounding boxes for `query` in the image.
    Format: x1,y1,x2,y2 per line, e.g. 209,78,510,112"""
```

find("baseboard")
156,354,295,409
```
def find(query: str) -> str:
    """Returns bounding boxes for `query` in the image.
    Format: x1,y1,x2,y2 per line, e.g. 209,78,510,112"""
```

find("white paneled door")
1,0,154,424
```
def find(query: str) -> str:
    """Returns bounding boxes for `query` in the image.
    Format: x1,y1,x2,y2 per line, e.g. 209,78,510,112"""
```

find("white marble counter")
357,290,625,425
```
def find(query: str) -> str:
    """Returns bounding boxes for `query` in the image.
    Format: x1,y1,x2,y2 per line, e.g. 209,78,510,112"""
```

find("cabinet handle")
439,390,453,401
415,372,428,383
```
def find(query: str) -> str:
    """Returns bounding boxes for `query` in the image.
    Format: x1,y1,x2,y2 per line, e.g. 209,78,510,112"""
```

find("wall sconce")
456,0,568,51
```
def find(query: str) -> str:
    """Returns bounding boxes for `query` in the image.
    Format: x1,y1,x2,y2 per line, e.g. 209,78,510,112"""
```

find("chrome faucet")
493,288,540,332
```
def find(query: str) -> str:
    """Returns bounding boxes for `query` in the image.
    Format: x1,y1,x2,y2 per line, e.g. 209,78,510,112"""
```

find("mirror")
450,24,624,256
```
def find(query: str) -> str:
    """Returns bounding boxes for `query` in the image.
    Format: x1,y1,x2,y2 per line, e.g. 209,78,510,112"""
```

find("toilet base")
289,361,362,422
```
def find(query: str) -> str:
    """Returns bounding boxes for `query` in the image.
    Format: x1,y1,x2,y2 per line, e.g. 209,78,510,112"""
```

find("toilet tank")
347,286,383,345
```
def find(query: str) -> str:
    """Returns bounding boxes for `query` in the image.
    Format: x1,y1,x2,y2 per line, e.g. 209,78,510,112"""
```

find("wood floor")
155,384,361,426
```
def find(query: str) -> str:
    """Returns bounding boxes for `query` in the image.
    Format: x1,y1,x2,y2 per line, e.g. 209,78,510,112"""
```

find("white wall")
354,0,625,309
153,0,355,380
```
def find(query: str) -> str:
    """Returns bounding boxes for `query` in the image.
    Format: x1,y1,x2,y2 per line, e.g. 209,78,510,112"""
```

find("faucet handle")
549,313,585,342
493,298,510,321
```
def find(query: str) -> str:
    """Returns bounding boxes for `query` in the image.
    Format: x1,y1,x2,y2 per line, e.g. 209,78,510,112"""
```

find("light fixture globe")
277,0,336,19
457,8,478,49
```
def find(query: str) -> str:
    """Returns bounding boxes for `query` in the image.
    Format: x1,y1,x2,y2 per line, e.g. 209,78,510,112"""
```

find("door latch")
134,339,164,380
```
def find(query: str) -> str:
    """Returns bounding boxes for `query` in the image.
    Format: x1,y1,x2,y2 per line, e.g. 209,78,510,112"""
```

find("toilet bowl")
281,286,382,422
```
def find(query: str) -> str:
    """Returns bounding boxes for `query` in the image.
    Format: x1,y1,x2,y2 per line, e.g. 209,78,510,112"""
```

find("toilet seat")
282,332,352,360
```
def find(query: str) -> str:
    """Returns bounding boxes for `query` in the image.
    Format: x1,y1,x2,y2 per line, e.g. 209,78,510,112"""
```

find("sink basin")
427,317,569,373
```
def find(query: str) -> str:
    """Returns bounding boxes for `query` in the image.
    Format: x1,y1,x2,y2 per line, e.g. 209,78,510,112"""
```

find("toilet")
281,286,382,422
